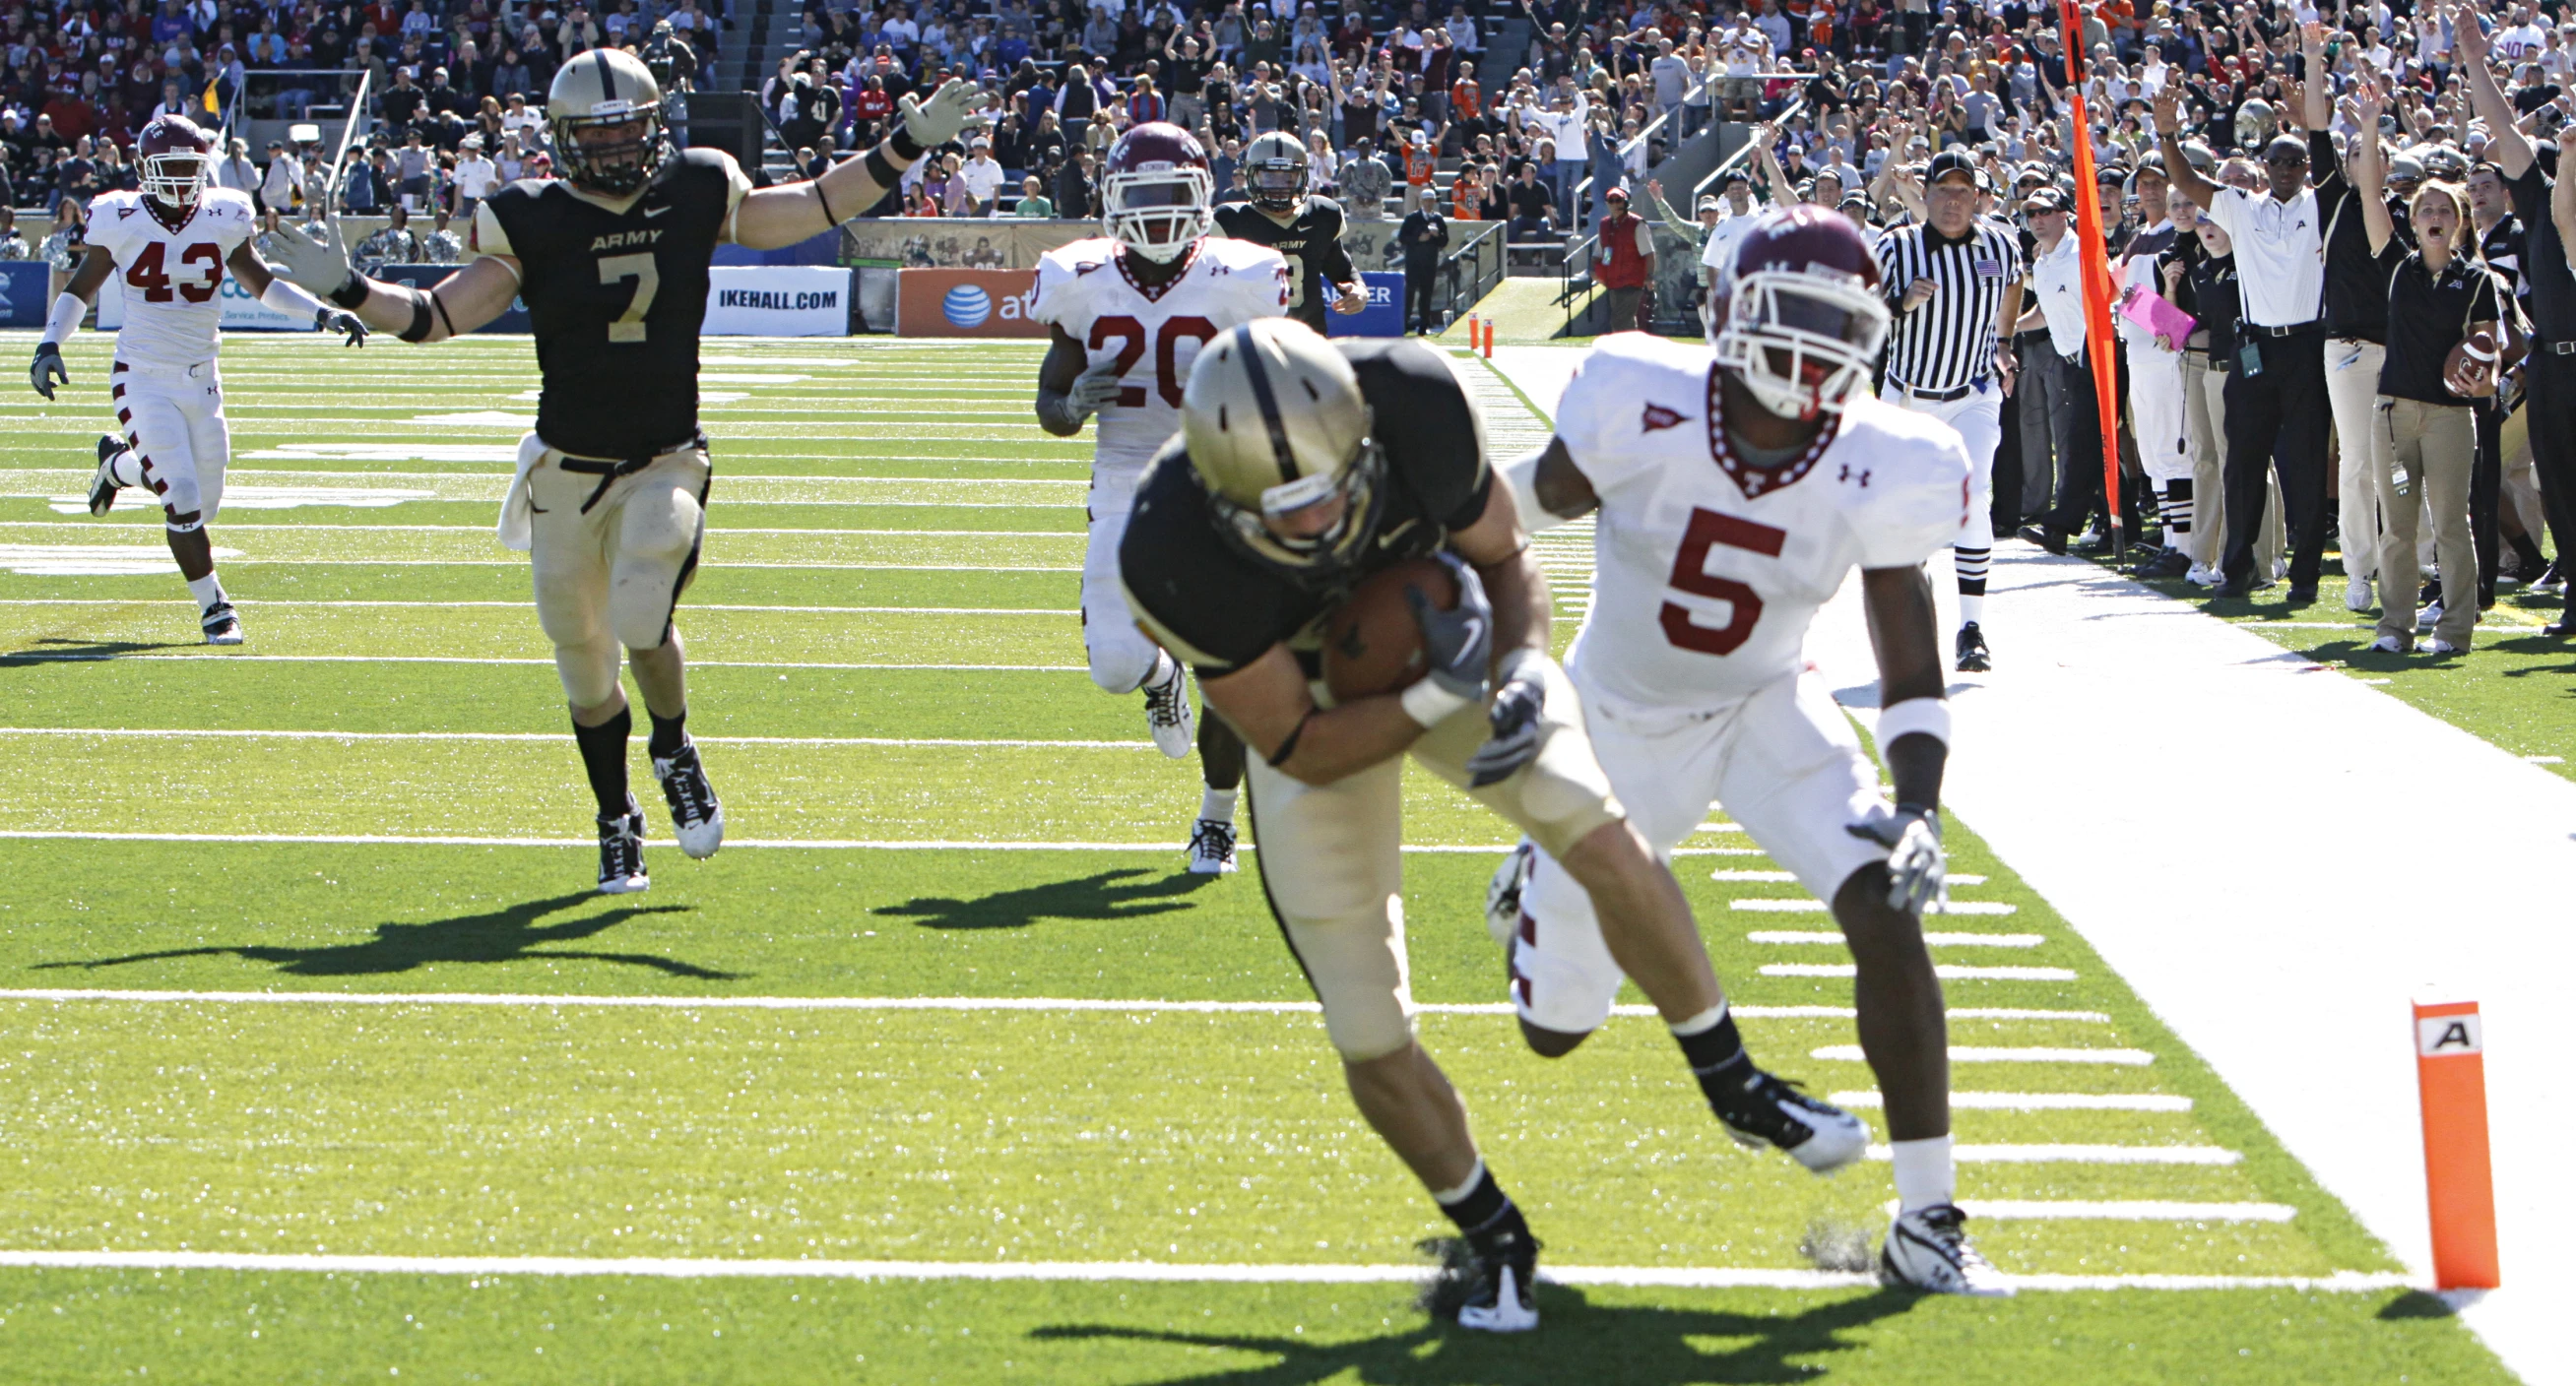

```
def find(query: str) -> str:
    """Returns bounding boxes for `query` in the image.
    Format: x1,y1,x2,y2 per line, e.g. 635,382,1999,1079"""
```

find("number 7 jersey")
1551,333,1973,709
85,186,260,368
1032,236,1290,477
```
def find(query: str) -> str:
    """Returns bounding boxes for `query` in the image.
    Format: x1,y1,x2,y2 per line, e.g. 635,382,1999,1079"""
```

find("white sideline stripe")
0,655,1095,672
0,523,1090,537
1953,1201,2298,1224
1711,869,1988,885
1865,1144,2240,1166
0,1249,2393,1290
0,727,1158,751
1748,930,2045,948
1834,1091,2190,1111
1814,1045,2155,1066
1762,964,2077,980
0,990,2110,1023
0,600,1081,615
1732,899,2021,915
0,831,1753,856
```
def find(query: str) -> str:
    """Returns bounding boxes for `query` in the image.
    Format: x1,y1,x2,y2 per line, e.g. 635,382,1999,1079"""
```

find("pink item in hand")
2119,284,2197,346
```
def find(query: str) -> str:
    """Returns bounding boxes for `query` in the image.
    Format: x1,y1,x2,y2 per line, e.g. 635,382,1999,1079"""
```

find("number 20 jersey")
1552,333,1972,710
1032,236,1289,478
85,186,259,369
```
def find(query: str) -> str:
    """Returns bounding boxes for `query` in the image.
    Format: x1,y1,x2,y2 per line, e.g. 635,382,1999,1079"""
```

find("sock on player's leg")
1198,786,1237,824
1889,1134,1957,1213
110,449,147,488
572,706,634,818
2162,479,2195,550
1140,649,1175,697
1433,1159,1531,1248
647,709,689,760
185,573,227,614
1953,546,1989,628
1958,592,1984,626
1672,1002,1756,1112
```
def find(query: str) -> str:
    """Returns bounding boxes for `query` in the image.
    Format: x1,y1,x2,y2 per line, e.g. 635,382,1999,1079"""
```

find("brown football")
2445,329,2499,399
1320,557,1461,702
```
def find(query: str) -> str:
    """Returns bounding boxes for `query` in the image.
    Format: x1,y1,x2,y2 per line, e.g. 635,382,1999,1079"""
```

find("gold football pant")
525,440,711,708
1244,660,1622,1062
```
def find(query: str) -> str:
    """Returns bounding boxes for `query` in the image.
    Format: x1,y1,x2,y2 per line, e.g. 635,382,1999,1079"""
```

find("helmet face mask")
550,50,669,197
1709,207,1891,421
1101,123,1215,262
1243,131,1309,212
1208,438,1386,588
1182,320,1385,588
134,115,212,222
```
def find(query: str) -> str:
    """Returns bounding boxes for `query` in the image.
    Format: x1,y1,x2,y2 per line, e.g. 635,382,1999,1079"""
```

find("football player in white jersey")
1489,206,2012,1296
1032,122,1291,875
30,115,366,645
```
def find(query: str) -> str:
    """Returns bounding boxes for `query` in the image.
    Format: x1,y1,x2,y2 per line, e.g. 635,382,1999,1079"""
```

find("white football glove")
264,217,358,300
1844,803,1948,915
898,79,993,151
1067,362,1124,417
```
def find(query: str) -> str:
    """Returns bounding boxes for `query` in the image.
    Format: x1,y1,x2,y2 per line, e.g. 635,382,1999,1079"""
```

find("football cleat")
2346,576,2374,612
1485,838,1536,949
89,436,125,516
1450,1234,1541,1333
1718,1068,1870,1174
1953,622,1990,673
1880,1203,2015,1297
2533,560,2564,595
200,601,243,645
652,742,725,859
2184,562,2224,588
1186,815,1237,874
1141,658,1194,759
2367,634,2409,655
597,797,650,894
2422,638,2462,656
2419,601,2442,630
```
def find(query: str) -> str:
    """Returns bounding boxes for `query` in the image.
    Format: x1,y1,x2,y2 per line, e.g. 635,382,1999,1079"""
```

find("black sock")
647,708,689,760
1675,1010,1754,1111
2510,533,2547,574
573,707,633,818
1436,1164,1529,1252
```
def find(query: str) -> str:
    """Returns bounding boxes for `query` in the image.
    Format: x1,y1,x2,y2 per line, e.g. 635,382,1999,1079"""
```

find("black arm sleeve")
1316,201,1359,284
2311,128,2347,200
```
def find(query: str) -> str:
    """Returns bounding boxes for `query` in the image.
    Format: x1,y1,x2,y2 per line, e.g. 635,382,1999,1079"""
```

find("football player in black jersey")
268,49,988,894
1118,320,1866,1333
1213,131,1369,333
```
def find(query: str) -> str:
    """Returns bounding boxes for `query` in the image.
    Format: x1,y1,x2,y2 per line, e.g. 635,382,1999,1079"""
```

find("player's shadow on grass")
873,867,1216,931
1031,1284,1919,1384
3,638,200,661
38,892,739,980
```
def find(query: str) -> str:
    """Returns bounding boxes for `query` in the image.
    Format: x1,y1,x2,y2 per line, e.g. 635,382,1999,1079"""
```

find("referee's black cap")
1925,148,1979,186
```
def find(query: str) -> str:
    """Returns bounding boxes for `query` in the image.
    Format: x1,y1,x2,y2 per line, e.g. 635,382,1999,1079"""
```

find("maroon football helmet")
135,115,214,218
1101,122,1214,263
1709,204,1891,420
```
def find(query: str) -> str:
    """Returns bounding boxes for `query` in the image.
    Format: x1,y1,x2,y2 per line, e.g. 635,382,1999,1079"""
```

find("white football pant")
1513,668,1890,1037
112,358,228,530
1882,381,2000,605
1082,469,1165,695
2326,340,2387,584
524,440,711,709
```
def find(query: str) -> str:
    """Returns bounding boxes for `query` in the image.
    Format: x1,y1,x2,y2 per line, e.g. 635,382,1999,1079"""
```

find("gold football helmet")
1182,319,1385,586
549,48,669,197
1242,130,1310,211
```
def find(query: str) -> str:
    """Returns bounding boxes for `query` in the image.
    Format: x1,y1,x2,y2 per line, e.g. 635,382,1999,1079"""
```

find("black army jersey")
1119,337,1491,678
475,146,749,460
1215,195,1359,333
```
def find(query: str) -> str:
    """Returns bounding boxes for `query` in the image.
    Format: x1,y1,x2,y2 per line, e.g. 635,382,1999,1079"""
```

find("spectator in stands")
1398,193,1448,334
258,137,299,230
1126,72,1165,126
355,203,424,273
0,209,30,261
453,135,497,217
1012,174,1053,218
959,136,1005,216
1508,158,1558,241
1057,146,1098,220
1340,137,1391,215
1401,127,1437,213
1592,183,1654,332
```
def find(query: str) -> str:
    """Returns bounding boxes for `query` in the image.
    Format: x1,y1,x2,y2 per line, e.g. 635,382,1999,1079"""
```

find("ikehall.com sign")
702,267,852,337
897,268,1046,338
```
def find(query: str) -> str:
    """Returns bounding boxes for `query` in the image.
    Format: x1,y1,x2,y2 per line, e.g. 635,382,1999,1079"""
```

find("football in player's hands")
2445,329,2499,398
1321,555,1460,701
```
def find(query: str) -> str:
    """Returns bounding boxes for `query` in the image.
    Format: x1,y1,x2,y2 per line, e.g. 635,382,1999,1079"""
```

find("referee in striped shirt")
1875,149,2025,672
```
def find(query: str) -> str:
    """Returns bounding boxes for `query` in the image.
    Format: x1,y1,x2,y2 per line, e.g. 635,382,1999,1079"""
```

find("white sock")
109,448,146,487
1957,593,1983,627
1140,650,1175,694
185,574,226,612
1198,787,1237,824
1431,1157,1486,1206
1667,1001,1729,1037
1889,1134,1956,1214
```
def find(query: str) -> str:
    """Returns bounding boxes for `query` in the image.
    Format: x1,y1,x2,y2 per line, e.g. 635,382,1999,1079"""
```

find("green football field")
0,333,2517,1383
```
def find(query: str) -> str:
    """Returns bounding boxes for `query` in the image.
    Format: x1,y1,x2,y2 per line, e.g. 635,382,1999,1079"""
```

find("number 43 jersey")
1032,236,1289,478
1552,333,1972,710
85,186,260,369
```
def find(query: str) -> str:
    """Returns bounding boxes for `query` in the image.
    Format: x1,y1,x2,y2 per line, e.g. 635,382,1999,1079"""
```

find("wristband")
42,291,85,346
1876,696,1952,751
864,144,903,190
328,275,370,310
1399,676,1473,727
887,123,928,160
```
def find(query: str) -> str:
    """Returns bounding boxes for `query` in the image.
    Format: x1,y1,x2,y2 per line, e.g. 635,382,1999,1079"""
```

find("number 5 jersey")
86,186,260,367
1550,333,1972,710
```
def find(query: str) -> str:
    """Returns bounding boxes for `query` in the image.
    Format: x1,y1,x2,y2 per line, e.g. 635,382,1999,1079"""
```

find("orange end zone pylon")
2415,1000,2500,1290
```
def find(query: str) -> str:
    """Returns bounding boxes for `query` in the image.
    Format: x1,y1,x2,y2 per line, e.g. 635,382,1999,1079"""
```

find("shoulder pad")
1832,396,1975,569
1552,333,1711,489
1200,237,1286,273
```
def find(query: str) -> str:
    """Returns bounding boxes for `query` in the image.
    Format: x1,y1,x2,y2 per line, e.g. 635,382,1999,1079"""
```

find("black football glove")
1406,552,1493,703
1465,650,1550,788
29,342,66,400
316,306,369,346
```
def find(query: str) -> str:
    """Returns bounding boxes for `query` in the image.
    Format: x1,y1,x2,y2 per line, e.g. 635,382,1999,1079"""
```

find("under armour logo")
1840,463,1871,487
1642,403,1685,431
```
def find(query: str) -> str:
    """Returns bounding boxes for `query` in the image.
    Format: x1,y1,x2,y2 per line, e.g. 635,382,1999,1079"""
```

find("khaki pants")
2372,397,2479,649
1244,659,1623,1062
2326,339,2387,584
2183,349,2284,574
526,441,712,707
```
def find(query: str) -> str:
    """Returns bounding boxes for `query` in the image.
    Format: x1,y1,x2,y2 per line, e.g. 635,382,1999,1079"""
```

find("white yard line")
1732,899,2020,914
0,522,1089,537
0,830,1745,855
0,655,1094,672
1863,1144,2240,1166
1711,869,1989,885
1812,1045,2155,1066
0,600,1081,615
1760,964,2077,980
0,727,1157,750
1834,1091,2191,1111
1956,1201,2295,1223
0,1248,2401,1291
1747,930,2045,948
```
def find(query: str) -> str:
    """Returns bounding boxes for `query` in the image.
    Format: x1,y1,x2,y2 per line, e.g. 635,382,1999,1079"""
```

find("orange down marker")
2414,1000,2500,1290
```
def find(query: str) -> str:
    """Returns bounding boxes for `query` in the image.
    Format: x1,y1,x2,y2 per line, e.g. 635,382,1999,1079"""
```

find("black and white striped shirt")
1874,219,2025,393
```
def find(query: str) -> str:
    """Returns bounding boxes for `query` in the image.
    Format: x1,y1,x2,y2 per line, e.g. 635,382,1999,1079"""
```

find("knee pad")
551,636,621,708
1279,898,1417,1063
1087,629,1164,696
609,564,690,653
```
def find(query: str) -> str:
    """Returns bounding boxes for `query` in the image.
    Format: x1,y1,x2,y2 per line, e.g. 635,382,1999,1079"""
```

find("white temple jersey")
85,187,260,369
1031,235,1291,475
1551,332,1972,710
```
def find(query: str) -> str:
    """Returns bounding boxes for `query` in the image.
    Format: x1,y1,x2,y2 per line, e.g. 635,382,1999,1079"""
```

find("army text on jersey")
1214,196,1358,334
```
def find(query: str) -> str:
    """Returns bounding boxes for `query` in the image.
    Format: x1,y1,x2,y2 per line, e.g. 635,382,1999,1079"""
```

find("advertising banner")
702,266,852,337
1326,270,1405,339
896,268,1045,338
0,261,46,326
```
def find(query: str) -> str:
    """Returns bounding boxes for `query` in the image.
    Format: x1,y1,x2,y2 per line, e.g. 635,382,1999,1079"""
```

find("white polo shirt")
2029,230,2093,361
2204,184,2324,328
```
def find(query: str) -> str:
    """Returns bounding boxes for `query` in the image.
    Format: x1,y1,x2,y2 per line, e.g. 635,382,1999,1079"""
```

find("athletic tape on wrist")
887,124,928,161
327,275,370,310
1876,696,1952,751
41,291,85,346
260,278,321,318
1400,677,1473,728
863,145,902,192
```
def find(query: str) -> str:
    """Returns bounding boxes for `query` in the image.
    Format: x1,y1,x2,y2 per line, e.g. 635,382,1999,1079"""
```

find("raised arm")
1753,122,1796,205
2153,84,2222,211
2352,80,2394,255
2299,21,2329,131
2552,125,2576,259
734,78,990,248
2452,1,2533,179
